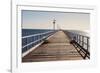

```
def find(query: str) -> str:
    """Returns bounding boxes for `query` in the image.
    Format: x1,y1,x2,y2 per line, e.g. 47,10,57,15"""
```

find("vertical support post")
87,37,89,51
53,19,56,30
77,34,79,43
76,34,78,43
26,37,28,50
82,36,84,48
79,35,80,44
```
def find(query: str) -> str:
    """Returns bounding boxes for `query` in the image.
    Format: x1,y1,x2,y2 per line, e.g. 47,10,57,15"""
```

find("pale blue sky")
22,10,90,30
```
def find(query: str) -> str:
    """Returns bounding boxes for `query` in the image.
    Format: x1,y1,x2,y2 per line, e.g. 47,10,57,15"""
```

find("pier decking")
22,31,83,62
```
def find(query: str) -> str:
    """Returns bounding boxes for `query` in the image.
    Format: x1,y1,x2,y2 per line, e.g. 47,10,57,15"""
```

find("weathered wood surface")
22,31,83,62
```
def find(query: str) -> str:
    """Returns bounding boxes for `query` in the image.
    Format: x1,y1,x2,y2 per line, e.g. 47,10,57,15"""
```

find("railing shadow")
63,30,90,59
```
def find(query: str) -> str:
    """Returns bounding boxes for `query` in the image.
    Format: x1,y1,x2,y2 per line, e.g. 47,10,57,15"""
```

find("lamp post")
53,19,56,30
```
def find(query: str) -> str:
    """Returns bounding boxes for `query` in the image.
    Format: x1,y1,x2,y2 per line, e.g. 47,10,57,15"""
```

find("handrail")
64,30,90,59
22,31,53,39
22,30,56,53
22,34,50,49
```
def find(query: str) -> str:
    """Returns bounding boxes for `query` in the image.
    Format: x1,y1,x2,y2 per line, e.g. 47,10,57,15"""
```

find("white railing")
22,31,54,39
64,30,90,59
22,30,56,53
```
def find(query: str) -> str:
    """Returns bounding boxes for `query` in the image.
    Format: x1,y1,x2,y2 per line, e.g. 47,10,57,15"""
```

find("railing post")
82,36,84,48
87,37,89,51
77,35,79,43
76,34,78,43
79,35,81,44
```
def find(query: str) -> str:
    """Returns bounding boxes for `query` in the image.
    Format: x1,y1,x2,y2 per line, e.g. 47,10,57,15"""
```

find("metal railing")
64,31,90,59
22,30,56,53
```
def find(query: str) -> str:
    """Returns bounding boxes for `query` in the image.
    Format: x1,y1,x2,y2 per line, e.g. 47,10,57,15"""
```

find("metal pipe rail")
22,30,56,53
64,30,90,59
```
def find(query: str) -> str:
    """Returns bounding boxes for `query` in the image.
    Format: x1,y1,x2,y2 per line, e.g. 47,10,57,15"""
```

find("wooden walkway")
22,31,83,62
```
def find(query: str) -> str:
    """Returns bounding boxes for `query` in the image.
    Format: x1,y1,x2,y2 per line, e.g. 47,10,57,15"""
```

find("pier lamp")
53,19,56,30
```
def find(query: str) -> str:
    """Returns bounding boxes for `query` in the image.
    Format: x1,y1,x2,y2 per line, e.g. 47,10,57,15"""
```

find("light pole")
53,19,56,30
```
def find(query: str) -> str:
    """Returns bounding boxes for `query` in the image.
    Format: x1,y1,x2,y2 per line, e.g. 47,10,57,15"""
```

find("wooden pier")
22,30,83,62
